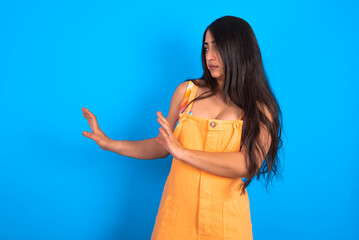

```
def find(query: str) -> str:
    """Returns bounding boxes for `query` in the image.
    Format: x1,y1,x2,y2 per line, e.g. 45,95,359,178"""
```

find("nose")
206,48,216,62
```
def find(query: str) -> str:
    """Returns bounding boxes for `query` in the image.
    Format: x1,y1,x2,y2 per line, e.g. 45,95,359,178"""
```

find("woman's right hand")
82,107,112,151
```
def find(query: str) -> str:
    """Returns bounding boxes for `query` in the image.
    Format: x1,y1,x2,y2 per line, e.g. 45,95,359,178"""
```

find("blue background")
1,0,358,239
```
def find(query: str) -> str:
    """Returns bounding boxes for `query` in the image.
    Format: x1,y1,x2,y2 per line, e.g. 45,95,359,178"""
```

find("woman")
82,16,283,240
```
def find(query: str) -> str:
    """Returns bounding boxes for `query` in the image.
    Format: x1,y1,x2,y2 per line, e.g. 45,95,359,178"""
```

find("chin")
211,74,224,80
209,70,224,80
210,72,219,78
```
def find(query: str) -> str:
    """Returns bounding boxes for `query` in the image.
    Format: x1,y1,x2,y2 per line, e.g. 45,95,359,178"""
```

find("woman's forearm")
107,138,169,160
180,149,249,178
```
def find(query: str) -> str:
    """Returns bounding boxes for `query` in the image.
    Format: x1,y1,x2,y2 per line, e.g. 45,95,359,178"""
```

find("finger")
157,117,167,130
157,119,171,138
82,108,92,120
156,111,171,128
83,108,96,120
159,127,171,142
156,116,167,133
83,109,101,132
156,112,172,134
158,112,170,128
158,118,173,138
82,107,90,116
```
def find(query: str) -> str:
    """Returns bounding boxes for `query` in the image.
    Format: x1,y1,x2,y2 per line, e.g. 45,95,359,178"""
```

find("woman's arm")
180,149,248,178
155,105,272,178
82,81,188,160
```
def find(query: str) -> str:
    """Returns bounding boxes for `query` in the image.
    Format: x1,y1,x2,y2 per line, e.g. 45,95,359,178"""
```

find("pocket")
222,199,253,240
151,195,179,240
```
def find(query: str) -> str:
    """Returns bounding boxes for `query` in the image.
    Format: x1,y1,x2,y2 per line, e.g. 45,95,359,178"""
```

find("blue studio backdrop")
1,0,358,239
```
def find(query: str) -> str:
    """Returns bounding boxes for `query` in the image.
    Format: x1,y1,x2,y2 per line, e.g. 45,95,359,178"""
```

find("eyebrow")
203,41,216,45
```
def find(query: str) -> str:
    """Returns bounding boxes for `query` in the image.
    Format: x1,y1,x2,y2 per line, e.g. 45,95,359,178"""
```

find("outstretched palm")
82,107,111,150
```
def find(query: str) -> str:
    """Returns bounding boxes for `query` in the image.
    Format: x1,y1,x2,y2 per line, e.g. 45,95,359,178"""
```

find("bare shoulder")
175,81,190,95
170,81,190,104
165,80,193,129
170,79,204,109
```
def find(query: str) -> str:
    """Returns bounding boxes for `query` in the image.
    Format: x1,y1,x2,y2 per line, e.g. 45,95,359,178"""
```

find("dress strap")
174,81,198,129
184,82,198,115
178,81,198,115
178,81,192,114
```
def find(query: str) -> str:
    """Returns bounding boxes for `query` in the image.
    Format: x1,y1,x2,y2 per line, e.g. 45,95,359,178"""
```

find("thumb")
83,131,96,140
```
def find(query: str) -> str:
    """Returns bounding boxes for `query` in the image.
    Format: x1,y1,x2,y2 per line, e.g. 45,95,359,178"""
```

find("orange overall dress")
151,81,253,240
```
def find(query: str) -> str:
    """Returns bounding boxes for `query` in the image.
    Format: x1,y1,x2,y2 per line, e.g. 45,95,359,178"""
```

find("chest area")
190,92,243,121
176,115,243,152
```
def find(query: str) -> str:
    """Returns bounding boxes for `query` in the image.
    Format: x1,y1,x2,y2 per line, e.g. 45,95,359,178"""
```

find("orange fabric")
151,81,253,240
179,80,195,114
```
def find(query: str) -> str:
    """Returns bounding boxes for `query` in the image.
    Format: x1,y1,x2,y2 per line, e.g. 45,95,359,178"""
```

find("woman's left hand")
155,111,186,160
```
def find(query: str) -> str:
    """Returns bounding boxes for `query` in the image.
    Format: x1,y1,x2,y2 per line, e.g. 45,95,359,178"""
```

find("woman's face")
204,30,225,81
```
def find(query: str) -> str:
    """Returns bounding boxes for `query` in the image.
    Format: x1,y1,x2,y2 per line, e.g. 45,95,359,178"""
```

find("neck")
216,77,225,92
214,78,229,102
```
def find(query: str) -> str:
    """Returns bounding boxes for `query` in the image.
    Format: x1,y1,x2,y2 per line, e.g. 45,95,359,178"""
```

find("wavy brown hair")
185,16,284,194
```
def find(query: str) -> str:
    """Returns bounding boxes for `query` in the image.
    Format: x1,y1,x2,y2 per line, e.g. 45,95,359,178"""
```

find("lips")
208,65,218,70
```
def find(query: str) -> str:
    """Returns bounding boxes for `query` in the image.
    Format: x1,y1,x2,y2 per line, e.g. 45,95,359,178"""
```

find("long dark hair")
187,16,284,194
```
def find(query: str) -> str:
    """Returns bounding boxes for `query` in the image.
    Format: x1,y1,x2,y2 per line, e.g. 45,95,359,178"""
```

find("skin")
203,30,225,87
82,31,272,178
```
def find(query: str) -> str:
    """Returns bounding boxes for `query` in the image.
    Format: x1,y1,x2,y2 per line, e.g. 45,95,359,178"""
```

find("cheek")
218,60,225,72
216,54,224,67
